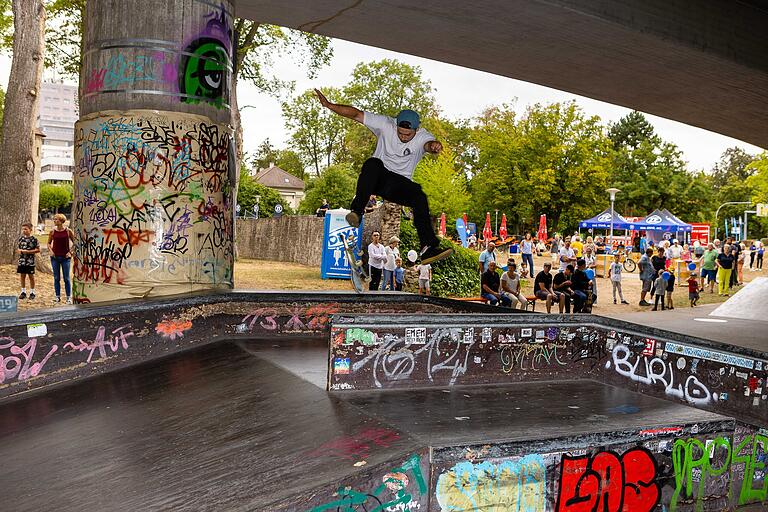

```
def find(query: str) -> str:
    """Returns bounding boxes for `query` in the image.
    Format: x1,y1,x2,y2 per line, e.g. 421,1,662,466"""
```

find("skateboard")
341,233,368,293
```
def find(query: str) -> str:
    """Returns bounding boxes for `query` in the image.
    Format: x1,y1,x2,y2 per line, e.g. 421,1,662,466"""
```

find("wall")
236,216,325,266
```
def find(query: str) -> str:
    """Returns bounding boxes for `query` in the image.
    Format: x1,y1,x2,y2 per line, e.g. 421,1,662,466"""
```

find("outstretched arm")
314,89,364,123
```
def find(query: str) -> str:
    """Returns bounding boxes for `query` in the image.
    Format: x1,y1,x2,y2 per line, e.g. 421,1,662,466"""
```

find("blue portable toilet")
321,209,364,279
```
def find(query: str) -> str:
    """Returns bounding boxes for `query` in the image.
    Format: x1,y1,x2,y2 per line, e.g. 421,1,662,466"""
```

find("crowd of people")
474,231,765,314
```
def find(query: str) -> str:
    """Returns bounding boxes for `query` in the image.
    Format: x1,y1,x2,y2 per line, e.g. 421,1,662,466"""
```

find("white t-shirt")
559,247,575,271
368,242,387,270
669,245,683,259
363,112,435,180
609,262,623,282
417,263,431,280
501,272,521,294
384,245,399,271
521,240,534,254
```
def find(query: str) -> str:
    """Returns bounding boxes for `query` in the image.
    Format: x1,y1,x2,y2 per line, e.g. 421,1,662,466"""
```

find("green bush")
399,220,479,298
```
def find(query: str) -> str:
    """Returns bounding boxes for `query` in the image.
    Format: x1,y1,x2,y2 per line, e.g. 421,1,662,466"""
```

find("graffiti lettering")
556,447,660,512
0,337,58,384
63,325,134,363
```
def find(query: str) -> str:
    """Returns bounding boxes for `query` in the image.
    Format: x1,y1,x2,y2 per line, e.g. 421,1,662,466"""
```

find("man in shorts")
16,222,40,300
699,242,718,293
533,262,564,313
315,89,452,265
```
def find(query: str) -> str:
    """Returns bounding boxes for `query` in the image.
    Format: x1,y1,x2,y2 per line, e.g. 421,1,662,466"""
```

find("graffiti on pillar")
73,111,234,303
179,4,233,109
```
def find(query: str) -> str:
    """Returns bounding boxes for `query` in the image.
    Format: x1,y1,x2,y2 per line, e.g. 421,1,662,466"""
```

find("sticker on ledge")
334,357,351,374
27,323,47,338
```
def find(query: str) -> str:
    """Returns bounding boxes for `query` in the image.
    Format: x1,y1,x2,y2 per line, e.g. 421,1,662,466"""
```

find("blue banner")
456,218,467,247
321,209,363,279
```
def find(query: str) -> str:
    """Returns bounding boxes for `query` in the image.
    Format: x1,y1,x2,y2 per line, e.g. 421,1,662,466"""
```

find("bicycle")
617,251,637,273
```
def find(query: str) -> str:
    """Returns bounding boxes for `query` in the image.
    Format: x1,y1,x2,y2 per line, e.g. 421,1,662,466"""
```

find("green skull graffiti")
179,38,230,108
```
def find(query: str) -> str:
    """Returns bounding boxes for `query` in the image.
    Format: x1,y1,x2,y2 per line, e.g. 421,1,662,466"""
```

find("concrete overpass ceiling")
236,0,768,150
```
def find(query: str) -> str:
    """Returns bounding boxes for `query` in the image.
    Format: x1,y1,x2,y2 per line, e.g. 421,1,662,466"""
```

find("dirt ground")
0,254,759,315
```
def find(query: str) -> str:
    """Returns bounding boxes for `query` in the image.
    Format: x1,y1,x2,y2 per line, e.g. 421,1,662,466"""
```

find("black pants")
369,266,383,291
758,253,764,269
351,158,439,249
654,295,665,310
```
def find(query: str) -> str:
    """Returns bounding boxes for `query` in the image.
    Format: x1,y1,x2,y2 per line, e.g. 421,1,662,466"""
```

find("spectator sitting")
571,259,593,313
315,199,331,217
468,233,477,249
500,262,528,310
533,262,565,313
519,260,529,279
552,264,574,314
364,194,378,213
583,246,598,304
481,261,512,307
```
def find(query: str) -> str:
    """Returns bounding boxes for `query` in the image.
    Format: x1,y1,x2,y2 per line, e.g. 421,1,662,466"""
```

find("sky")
2,37,764,171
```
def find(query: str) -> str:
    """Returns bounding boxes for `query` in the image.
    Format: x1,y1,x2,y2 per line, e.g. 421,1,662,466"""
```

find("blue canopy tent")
579,209,631,230
627,209,681,232
661,209,693,233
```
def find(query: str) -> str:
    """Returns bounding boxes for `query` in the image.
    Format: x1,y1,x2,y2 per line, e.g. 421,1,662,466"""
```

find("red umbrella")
439,212,446,237
499,214,508,241
537,214,548,242
462,212,468,231
482,212,493,241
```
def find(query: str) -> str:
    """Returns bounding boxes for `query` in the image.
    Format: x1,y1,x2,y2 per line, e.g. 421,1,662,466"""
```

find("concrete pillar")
73,0,236,303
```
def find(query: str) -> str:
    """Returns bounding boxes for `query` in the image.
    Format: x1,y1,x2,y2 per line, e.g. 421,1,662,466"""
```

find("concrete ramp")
711,277,768,322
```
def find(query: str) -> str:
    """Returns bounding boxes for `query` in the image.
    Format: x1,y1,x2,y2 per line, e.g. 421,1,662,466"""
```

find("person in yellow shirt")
571,235,584,258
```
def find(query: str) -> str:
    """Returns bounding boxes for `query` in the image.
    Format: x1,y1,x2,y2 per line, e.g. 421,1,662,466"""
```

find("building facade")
37,81,78,182
252,164,305,209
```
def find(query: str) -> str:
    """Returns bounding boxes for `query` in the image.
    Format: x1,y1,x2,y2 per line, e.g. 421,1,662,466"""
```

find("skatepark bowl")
1,290,767,511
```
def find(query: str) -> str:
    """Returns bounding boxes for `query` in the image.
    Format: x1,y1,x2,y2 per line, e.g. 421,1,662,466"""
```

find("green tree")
237,167,292,218
607,111,714,221
39,182,72,212
44,0,84,76
709,147,757,229
248,139,306,180
412,147,470,221
298,163,357,214
470,102,613,233
282,88,348,175
745,153,768,238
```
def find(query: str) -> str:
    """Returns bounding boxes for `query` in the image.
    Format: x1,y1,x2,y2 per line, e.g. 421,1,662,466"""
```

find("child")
652,270,666,311
394,258,406,291
519,260,529,279
416,262,432,295
607,253,629,304
666,268,676,310
688,272,700,307
16,223,40,300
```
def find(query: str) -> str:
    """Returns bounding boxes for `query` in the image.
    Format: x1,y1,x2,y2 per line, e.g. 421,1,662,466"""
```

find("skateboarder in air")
314,88,453,265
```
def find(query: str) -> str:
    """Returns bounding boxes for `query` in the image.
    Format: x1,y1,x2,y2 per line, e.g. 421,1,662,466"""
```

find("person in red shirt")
47,213,75,304
687,272,700,307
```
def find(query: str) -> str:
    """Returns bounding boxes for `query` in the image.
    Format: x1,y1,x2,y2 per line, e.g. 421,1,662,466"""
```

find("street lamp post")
714,201,751,240
606,188,621,251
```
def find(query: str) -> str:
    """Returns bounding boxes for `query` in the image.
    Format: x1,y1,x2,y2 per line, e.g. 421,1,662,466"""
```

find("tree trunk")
0,0,45,264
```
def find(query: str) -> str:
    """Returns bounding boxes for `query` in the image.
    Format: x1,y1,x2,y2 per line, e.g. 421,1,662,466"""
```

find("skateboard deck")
342,234,368,293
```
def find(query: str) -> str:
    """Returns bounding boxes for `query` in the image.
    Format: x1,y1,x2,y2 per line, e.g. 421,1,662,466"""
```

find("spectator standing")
681,243,692,262
665,268,676,310
737,242,746,284
552,264,574,313
595,236,606,254
479,242,497,273
757,241,764,271
534,262,564,314
520,233,535,278
652,270,666,311
638,248,655,306
500,262,528,310
416,262,432,295
48,213,75,304
608,253,629,304
584,236,596,256
315,199,331,217
571,236,584,258
669,240,683,260
382,236,400,291
729,240,741,288
16,223,40,300
583,246,598,304
693,240,705,259
558,240,576,272
688,272,700,307
394,258,405,291
550,234,561,264
699,243,718,293
750,242,757,270
481,261,511,306
716,244,735,296
367,231,387,291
